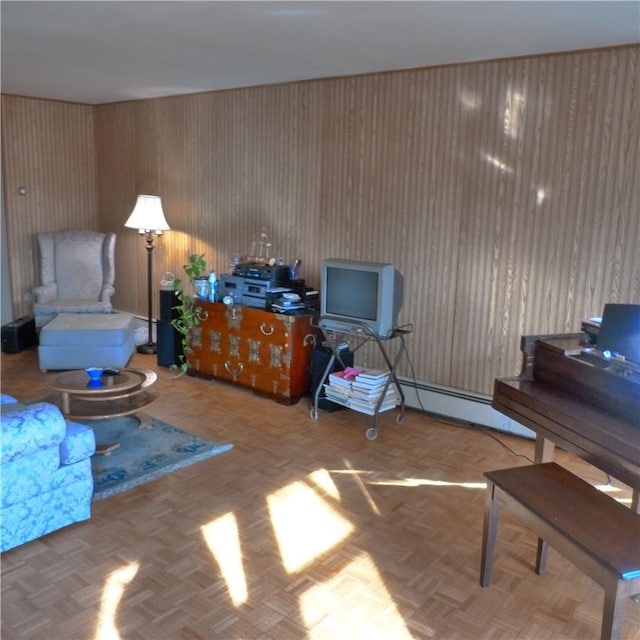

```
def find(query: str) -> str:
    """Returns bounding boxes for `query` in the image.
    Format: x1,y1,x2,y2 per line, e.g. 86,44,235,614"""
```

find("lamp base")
136,341,157,355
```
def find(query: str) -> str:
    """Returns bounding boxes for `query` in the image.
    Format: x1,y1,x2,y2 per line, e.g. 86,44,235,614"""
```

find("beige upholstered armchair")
33,230,116,327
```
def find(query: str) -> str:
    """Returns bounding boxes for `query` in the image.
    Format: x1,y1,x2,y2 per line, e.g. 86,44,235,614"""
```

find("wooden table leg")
94,442,121,456
534,435,555,463
480,481,499,587
136,411,153,429
60,391,70,415
534,435,555,573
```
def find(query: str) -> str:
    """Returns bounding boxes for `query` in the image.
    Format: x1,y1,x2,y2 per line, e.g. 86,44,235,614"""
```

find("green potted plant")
170,253,209,375
183,252,209,299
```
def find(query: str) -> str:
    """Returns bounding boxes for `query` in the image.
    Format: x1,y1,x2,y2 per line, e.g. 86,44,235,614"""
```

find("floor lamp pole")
137,231,157,355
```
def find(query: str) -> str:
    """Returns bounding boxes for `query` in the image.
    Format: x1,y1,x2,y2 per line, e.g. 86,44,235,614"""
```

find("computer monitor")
596,303,640,364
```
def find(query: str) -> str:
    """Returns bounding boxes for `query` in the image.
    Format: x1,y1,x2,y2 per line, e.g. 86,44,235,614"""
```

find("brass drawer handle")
260,323,274,336
224,361,244,378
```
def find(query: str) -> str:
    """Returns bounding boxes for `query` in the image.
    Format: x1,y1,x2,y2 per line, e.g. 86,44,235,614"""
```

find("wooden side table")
45,368,158,454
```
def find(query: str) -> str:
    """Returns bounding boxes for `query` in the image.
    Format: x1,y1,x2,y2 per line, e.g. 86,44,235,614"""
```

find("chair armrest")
33,283,57,303
0,402,67,464
100,284,115,303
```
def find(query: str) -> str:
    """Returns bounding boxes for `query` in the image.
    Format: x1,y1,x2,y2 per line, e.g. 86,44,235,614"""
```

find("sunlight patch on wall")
95,562,139,640
267,474,354,574
201,512,247,606
299,550,418,640
504,89,525,139
459,89,481,110
481,152,513,174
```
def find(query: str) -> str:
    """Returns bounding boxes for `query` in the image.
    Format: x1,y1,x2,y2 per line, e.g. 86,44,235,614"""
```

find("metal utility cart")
310,318,412,440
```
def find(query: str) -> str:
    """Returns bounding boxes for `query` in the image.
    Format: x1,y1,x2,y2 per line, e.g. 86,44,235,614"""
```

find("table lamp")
124,195,170,354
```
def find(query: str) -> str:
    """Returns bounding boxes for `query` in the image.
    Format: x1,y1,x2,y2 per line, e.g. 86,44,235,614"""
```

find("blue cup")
85,367,104,382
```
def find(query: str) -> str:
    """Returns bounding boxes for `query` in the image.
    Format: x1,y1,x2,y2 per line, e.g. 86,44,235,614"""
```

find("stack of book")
323,368,398,416
322,369,354,407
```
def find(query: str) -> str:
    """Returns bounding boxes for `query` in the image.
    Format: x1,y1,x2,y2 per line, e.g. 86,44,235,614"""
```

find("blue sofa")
0,394,96,552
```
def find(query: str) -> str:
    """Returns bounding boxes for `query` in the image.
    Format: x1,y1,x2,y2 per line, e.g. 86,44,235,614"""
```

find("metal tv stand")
310,317,412,440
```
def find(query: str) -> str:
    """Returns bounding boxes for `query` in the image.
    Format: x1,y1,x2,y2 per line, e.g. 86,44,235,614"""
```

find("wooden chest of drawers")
187,301,316,405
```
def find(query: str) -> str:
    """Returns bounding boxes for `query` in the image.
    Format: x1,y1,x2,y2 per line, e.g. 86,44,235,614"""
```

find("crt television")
319,258,404,338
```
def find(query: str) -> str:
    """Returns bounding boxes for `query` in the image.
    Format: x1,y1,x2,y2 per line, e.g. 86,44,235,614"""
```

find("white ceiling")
1,1,639,105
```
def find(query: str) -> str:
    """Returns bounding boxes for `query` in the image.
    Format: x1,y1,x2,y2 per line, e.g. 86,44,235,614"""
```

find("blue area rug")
88,415,233,500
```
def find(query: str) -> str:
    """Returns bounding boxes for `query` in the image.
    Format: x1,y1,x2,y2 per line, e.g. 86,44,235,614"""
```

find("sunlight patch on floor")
95,562,139,640
341,458,381,515
370,478,487,489
595,483,632,505
308,467,342,500
300,550,420,640
267,473,354,573
201,512,247,606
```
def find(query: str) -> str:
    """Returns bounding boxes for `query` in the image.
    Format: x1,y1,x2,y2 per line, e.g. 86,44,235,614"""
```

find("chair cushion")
54,231,106,299
34,299,112,315
39,313,136,347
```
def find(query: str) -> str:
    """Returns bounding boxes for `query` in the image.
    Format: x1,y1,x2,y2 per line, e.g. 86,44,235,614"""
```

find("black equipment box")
1,316,37,353
234,262,290,283
310,344,354,412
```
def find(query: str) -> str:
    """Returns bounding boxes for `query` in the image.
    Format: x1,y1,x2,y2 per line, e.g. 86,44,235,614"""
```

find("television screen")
325,268,378,321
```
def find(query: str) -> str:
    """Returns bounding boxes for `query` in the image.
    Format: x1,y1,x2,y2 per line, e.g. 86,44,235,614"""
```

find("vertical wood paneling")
3,46,638,395
450,48,639,392
1,96,97,320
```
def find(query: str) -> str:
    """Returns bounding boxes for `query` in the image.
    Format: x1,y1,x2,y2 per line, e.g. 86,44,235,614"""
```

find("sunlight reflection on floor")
202,512,248,606
267,475,354,574
95,562,139,640
299,550,420,640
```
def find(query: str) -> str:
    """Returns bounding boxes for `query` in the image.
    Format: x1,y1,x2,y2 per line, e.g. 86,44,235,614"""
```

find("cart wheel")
365,427,378,440
310,407,318,421
396,412,405,425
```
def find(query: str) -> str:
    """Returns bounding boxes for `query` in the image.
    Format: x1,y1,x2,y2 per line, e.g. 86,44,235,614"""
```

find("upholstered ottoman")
38,313,136,371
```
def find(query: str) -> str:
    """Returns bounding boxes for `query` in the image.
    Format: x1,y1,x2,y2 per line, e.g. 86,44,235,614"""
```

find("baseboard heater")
397,377,534,439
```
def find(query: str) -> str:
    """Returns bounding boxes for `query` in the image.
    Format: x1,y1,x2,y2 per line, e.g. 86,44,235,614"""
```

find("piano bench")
480,462,640,640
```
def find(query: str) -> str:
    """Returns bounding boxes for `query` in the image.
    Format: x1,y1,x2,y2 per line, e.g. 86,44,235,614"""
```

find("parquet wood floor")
1,348,639,640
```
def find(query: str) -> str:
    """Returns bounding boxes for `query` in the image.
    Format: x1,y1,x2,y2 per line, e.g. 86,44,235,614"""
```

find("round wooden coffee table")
46,368,158,454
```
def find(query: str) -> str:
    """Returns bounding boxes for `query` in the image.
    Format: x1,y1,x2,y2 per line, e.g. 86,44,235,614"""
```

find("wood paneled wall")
1,96,97,317
3,46,639,395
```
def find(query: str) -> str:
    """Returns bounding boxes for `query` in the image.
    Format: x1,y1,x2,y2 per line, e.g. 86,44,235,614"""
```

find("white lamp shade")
125,195,170,232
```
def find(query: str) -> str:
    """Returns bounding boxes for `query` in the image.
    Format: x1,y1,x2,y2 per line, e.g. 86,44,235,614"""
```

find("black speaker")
1,316,37,353
157,290,182,367
311,345,354,412
159,289,180,320
157,320,183,367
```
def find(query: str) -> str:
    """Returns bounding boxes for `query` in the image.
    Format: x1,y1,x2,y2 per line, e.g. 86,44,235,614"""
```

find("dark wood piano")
493,333,640,511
